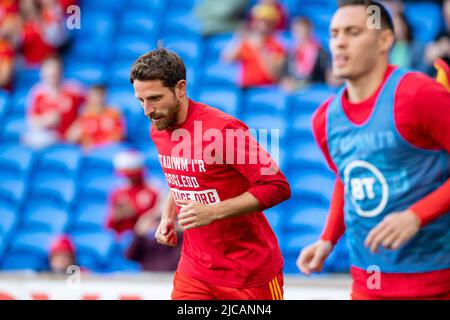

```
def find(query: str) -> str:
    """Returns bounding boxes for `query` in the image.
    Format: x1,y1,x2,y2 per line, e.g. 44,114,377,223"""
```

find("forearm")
162,192,178,221
212,191,260,221
410,177,450,226
320,179,346,245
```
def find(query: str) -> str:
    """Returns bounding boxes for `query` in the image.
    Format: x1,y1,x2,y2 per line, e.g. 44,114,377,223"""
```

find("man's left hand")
176,200,217,230
365,210,421,253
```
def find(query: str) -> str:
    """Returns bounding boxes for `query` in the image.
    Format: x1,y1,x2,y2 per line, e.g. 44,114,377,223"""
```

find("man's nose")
143,101,155,116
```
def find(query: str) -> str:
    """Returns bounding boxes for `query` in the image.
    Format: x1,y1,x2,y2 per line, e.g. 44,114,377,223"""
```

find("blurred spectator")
107,151,160,236
223,3,286,88
19,0,67,66
390,12,426,71
66,84,125,150
0,33,14,91
435,58,450,91
195,0,249,36
281,17,327,91
125,213,182,272
425,0,450,69
248,0,288,31
49,235,76,273
24,54,85,149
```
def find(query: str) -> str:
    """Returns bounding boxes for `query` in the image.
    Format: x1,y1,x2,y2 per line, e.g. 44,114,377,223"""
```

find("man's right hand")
155,219,178,247
296,240,333,276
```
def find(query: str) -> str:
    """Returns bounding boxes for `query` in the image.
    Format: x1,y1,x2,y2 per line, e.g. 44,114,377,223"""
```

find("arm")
177,121,291,230
320,178,346,245
366,76,450,252
155,192,178,247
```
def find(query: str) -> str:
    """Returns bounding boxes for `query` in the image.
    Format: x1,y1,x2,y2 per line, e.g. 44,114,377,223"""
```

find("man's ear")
380,29,395,54
175,80,187,99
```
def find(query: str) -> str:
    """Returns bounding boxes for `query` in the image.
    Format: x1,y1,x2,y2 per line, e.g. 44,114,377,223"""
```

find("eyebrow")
330,25,364,32
136,94,163,100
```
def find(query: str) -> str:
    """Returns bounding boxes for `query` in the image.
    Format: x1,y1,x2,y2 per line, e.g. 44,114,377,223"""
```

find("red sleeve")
312,99,346,243
320,179,346,245
402,75,450,225
223,120,291,212
106,190,119,231
311,98,338,173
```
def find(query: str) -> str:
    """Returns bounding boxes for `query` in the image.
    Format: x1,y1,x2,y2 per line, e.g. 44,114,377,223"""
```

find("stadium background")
0,0,446,299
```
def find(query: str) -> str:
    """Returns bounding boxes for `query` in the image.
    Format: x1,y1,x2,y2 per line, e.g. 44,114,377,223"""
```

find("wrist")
407,208,423,227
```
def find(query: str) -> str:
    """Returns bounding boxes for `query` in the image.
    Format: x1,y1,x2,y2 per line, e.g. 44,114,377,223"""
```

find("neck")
345,60,389,103
175,97,190,125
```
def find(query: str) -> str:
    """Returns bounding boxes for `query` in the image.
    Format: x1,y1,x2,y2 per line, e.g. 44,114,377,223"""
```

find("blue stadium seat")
288,140,328,170
2,115,26,142
290,169,335,204
242,113,288,138
79,0,122,14
202,61,239,88
244,87,288,115
119,11,158,37
405,3,443,43
73,200,109,232
64,63,107,86
264,206,283,236
107,87,141,115
167,0,198,12
23,203,70,233
31,178,77,206
73,12,115,41
1,230,55,271
0,90,8,119
71,231,116,271
0,178,26,208
296,4,335,34
65,39,113,63
33,144,82,181
197,87,241,117
0,206,18,239
9,90,28,116
285,203,328,232
161,12,201,38
108,61,135,89
81,143,130,180
162,37,202,67
0,144,34,179
13,67,40,91
290,85,335,114
204,33,233,62
127,0,167,14
283,231,320,256
114,37,156,62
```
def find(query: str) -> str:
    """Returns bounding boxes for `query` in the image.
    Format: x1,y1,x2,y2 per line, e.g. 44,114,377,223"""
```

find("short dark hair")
90,84,107,93
129,48,186,88
338,0,395,31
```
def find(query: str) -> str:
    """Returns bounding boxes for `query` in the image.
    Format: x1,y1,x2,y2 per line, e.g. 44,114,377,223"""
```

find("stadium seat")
2,115,26,143
1,230,55,271
197,87,241,117
32,144,82,181
79,0,122,14
285,203,328,232
0,178,26,208
290,84,335,114
12,67,40,92
22,201,70,234
0,144,34,179
161,37,202,67
0,90,8,118
119,11,159,38
204,33,233,62
290,169,335,204
161,12,201,38
72,12,115,41
288,140,328,170
114,37,156,62
71,231,116,271
0,206,18,240
242,113,288,139
244,87,288,115
81,143,130,181
283,231,321,256
202,61,239,88
30,177,77,206
127,0,167,14
73,201,109,232
64,63,107,86
405,3,443,43
9,90,28,116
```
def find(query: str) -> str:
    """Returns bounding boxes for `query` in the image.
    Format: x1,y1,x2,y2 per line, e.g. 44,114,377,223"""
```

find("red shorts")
171,271,284,300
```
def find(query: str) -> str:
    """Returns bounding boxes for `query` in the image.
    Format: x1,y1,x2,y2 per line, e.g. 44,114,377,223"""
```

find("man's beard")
149,99,181,131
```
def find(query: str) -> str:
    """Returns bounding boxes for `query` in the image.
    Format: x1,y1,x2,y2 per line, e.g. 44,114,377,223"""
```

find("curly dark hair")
129,48,186,89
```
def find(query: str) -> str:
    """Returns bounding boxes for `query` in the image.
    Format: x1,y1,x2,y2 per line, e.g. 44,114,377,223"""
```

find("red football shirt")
236,37,286,88
28,82,85,137
150,99,290,288
107,182,159,235
313,65,450,297
76,108,124,148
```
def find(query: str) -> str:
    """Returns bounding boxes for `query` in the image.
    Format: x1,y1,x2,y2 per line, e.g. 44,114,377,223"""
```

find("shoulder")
193,100,247,131
399,70,448,100
312,97,334,132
